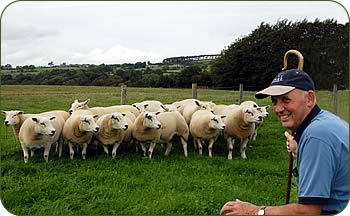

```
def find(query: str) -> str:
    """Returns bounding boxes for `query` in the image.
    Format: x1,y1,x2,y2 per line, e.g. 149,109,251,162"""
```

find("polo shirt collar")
294,104,321,142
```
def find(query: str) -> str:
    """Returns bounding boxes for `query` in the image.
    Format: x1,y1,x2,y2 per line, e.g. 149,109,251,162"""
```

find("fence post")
120,84,127,105
239,83,244,104
332,84,338,114
192,83,197,99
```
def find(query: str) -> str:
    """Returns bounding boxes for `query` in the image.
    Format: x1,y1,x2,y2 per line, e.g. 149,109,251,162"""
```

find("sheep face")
111,113,129,130
243,108,262,123
143,112,161,129
79,115,99,133
257,106,270,119
2,110,24,126
31,116,56,136
68,99,90,114
209,115,226,130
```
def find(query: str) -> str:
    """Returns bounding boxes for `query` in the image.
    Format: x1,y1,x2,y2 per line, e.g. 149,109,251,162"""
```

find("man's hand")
285,131,297,157
220,199,260,215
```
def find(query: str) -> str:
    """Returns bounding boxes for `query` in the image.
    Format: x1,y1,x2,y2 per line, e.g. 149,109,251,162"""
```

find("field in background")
0,85,348,215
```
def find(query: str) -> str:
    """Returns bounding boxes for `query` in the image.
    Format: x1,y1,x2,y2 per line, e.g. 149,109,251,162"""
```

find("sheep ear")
49,116,56,120
1,110,6,114
84,99,90,105
265,105,271,109
74,99,78,103
32,117,39,122
18,111,24,115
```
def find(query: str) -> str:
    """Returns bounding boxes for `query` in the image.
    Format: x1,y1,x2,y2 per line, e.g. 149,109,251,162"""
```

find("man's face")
271,89,313,130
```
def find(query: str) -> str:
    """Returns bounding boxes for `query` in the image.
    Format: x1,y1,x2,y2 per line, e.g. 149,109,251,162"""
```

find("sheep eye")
84,120,90,124
253,105,257,108
212,118,219,123
40,123,46,126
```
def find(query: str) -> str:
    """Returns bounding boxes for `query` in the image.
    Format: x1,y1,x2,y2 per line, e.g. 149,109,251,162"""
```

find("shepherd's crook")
281,49,304,204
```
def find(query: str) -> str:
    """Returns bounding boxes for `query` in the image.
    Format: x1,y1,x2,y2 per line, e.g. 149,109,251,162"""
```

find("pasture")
0,85,348,215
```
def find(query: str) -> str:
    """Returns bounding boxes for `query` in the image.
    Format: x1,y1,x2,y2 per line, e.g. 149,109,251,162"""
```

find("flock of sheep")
2,98,269,163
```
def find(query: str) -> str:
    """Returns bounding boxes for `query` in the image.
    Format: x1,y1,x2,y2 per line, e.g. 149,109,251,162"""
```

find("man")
220,69,349,215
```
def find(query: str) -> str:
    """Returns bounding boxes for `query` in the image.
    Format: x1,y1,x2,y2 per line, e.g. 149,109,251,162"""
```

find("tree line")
1,19,348,90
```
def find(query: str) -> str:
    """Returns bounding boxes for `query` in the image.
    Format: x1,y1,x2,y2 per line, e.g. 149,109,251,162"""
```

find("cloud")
2,23,59,41
71,45,163,64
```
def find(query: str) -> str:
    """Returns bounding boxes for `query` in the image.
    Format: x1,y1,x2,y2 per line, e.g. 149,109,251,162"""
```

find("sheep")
62,110,99,160
132,100,166,113
156,111,189,157
18,115,63,163
179,100,214,125
68,99,139,118
251,105,270,141
189,110,226,157
2,110,33,144
132,112,162,159
222,104,263,160
94,112,133,159
2,110,69,154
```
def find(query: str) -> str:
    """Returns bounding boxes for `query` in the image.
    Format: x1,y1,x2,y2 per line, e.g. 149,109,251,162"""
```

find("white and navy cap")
255,69,315,99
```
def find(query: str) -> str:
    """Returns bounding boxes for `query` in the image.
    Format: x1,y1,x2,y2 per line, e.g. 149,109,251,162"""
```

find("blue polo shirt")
295,105,349,214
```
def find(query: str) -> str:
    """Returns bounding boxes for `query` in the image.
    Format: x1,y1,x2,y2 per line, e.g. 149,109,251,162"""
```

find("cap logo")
271,74,283,84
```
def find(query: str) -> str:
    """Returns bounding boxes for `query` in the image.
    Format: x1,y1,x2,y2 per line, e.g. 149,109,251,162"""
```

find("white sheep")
223,104,262,160
62,110,99,160
190,110,226,157
156,111,189,157
69,99,139,118
251,105,270,141
132,112,162,159
94,112,133,158
179,100,214,125
18,115,63,163
132,100,166,113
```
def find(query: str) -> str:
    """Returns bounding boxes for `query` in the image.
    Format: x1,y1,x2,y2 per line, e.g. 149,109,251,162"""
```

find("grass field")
0,85,348,215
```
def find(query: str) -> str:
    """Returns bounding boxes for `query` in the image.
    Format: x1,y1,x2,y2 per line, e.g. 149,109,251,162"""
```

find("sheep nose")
124,125,128,130
95,127,100,132
4,121,9,126
222,125,226,129
258,116,263,121
157,124,161,129
50,130,56,136
68,110,73,115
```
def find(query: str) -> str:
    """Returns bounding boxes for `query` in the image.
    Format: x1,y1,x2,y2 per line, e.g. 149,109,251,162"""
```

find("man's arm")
220,200,321,215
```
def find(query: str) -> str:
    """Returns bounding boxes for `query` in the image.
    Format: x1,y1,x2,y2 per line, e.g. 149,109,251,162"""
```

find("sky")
0,1,349,67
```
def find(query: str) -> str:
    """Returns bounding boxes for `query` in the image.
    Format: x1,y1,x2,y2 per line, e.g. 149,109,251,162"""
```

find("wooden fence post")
239,83,244,104
120,84,127,105
192,83,197,99
332,84,338,114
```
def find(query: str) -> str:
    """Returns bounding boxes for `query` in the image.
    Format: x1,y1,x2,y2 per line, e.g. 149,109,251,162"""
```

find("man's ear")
307,90,316,107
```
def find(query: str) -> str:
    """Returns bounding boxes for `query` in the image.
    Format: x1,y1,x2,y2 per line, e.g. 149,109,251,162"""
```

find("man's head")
255,69,316,130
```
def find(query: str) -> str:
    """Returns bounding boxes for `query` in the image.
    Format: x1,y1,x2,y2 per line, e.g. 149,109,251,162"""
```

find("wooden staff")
282,49,304,204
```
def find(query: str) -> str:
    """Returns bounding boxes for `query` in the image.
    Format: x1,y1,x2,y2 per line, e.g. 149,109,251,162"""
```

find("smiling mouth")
279,114,291,121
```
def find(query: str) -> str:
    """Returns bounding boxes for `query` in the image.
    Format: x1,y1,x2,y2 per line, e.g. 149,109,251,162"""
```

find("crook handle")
282,50,304,70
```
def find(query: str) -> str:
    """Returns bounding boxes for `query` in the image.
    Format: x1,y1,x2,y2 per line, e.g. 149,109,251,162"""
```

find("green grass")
0,85,348,215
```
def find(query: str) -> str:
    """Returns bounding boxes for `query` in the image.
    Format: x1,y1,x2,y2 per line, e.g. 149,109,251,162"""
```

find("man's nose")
273,101,284,113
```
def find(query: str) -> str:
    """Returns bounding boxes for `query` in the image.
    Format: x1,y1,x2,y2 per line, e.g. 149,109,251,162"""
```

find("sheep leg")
21,143,29,163
193,137,197,149
43,142,53,162
197,139,203,155
112,141,122,159
58,138,63,158
68,142,75,159
82,143,88,160
102,145,109,156
148,142,156,159
252,129,258,141
227,137,235,160
164,142,172,156
240,138,249,159
140,142,147,157
180,137,188,157
208,139,215,158
30,149,35,157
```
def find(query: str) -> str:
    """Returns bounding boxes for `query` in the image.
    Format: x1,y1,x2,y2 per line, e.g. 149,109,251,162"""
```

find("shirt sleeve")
297,136,336,205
